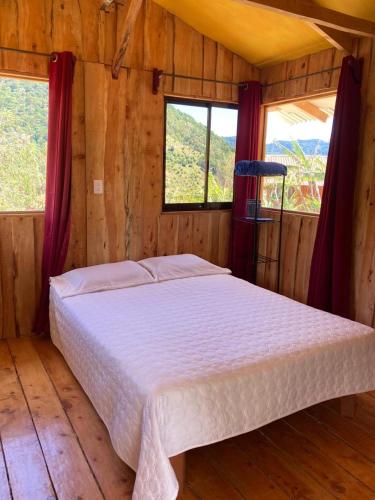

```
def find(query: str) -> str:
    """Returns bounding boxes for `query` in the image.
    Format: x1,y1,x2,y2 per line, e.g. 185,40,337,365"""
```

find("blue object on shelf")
235,160,287,177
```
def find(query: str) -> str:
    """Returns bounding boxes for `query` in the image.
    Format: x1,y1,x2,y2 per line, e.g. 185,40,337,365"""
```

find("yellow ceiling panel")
154,0,330,67
315,0,375,22
154,0,375,67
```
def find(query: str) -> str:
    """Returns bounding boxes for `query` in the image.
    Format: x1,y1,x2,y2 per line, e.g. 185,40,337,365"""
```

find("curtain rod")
262,65,342,88
0,46,58,61
160,66,342,88
0,45,341,89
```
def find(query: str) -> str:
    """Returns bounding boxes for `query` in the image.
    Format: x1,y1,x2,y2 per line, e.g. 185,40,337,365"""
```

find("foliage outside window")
164,99,238,211
263,95,336,214
0,76,48,212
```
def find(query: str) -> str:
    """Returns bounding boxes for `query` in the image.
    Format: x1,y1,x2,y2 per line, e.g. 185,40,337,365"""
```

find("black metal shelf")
234,160,287,293
236,216,280,224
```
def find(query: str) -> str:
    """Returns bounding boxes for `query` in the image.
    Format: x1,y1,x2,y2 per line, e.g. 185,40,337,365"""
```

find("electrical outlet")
93,179,104,195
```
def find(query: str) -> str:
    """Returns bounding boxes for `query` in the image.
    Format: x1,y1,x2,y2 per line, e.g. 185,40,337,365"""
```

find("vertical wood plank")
12,217,36,337
256,222,268,288
173,18,203,96
294,216,318,303
218,212,231,268
264,220,279,292
33,216,44,307
306,48,335,93
103,67,127,263
232,54,260,101
66,60,87,271
157,214,179,256
0,218,16,338
144,0,168,70
284,55,309,98
85,63,127,265
177,214,193,255
163,12,175,94
279,214,302,299
192,214,212,261
261,62,287,103
210,212,220,265
203,38,217,99
216,45,233,101
16,0,52,54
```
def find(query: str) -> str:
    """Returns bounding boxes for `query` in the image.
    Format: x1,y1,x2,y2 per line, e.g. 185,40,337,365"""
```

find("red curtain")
307,56,363,318
230,81,261,281
34,52,75,334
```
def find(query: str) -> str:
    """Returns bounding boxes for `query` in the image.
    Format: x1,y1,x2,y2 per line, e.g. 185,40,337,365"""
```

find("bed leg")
340,396,356,417
170,452,186,497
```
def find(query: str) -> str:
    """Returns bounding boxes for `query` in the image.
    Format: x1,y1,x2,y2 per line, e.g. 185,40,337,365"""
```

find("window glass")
165,102,207,204
263,94,336,214
208,106,238,203
0,76,48,211
164,100,237,210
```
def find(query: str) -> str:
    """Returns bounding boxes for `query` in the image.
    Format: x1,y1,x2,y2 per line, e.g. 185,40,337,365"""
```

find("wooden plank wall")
256,212,318,303
0,0,258,338
261,47,347,104
259,41,375,329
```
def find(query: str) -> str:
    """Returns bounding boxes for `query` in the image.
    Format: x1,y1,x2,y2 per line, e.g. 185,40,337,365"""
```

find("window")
163,98,238,211
0,76,48,212
263,94,336,214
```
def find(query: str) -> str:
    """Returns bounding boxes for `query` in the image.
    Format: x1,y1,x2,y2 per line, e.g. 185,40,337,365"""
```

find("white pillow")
138,254,231,282
50,260,155,298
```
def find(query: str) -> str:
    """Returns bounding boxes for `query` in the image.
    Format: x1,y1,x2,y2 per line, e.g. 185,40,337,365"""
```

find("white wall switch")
93,179,104,195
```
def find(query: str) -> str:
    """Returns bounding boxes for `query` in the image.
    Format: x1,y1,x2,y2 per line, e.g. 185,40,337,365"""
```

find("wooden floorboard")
234,430,335,499
0,440,12,500
7,338,103,500
33,338,135,499
262,420,374,499
0,341,55,500
1,338,375,500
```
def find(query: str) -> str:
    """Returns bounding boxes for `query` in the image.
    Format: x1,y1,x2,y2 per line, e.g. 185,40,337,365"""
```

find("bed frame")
169,396,356,495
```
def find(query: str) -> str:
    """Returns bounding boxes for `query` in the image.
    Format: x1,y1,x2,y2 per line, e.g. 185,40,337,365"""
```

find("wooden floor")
1,338,375,499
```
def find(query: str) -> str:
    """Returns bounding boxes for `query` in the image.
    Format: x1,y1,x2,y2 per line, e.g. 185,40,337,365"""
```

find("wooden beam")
309,24,355,53
112,0,143,79
237,0,375,37
294,101,329,122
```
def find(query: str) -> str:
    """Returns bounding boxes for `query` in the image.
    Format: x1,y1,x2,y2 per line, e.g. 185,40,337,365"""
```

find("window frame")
163,97,238,212
0,72,49,214
261,92,337,216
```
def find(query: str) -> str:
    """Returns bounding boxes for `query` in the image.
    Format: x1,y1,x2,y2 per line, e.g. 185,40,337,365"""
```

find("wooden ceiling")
153,0,375,67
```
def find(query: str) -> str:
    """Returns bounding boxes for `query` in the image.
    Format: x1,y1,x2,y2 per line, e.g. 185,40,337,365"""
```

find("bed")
49,254,375,500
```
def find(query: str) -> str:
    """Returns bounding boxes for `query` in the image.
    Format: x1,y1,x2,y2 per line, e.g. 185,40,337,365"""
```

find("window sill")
264,207,319,217
0,210,45,216
162,208,232,215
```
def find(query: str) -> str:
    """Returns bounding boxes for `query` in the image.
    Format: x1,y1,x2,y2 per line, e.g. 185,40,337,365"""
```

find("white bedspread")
50,275,375,500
